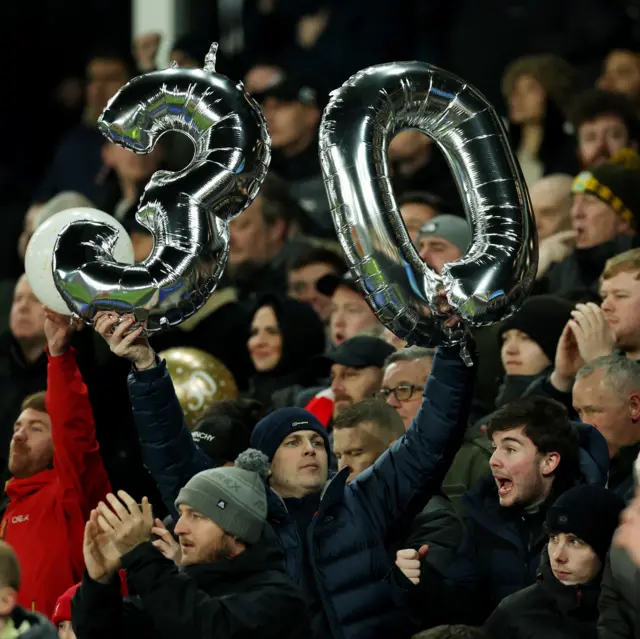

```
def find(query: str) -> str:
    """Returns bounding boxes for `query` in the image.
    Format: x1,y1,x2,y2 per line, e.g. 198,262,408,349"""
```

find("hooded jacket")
71,536,310,639
0,350,111,618
417,422,609,626
246,294,326,408
483,548,600,639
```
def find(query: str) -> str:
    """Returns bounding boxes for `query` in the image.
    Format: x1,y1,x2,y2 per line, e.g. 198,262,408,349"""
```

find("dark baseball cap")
191,417,251,466
316,271,360,297
253,75,325,110
314,336,396,377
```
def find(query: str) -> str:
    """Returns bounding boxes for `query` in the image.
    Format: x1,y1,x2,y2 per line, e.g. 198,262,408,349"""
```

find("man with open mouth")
408,394,609,626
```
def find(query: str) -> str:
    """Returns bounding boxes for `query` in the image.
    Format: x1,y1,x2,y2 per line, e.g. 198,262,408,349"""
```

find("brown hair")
333,398,405,441
0,542,20,591
20,392,47,414
501,54,578,115
602,248,640,281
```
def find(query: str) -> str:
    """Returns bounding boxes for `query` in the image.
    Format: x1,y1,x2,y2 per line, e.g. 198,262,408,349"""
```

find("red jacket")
1,349,111,619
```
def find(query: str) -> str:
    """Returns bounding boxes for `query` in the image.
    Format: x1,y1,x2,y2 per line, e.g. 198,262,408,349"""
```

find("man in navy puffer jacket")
94,313,475,639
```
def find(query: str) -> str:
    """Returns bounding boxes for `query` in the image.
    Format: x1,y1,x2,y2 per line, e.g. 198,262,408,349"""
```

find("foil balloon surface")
158,347,238,430
53,44,271,333
319,62,538,357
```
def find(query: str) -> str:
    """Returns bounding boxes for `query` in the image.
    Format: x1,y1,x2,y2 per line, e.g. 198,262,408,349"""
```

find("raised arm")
44,310,111,514
349,344,475,538
94,313,212,519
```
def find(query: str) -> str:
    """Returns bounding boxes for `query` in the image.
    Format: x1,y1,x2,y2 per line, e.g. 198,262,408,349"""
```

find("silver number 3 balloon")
319,62,538,358
53,44,271,332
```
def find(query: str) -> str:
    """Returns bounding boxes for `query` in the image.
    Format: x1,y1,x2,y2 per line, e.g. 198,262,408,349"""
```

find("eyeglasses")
377,384,423,403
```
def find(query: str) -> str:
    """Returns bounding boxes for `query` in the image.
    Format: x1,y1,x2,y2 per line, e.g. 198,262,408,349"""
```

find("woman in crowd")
246,294,326,408
502,54,580,186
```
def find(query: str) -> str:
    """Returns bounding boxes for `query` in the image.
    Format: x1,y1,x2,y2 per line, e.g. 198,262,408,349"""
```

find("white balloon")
24,208,135,315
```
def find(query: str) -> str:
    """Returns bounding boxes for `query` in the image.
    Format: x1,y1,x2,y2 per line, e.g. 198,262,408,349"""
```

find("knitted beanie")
546,485,625,562
572,158,640,230
498,295,574,362
250,407,330,461
175,449,269,544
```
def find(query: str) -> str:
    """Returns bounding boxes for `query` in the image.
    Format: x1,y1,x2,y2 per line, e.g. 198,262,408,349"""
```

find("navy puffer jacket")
127,346,474,639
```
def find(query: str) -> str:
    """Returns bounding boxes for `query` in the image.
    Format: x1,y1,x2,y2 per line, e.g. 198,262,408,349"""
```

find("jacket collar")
463,475,558,550
267,467,350,520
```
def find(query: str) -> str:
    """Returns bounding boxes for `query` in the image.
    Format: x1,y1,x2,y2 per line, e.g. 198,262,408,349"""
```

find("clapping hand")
96,492,154,558
83,509,122,584
152,518,182,564
550,321,584,393
569,303,616,362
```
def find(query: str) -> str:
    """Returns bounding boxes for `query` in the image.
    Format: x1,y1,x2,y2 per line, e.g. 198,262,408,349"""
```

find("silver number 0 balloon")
319,62,538,357
53,44,271,332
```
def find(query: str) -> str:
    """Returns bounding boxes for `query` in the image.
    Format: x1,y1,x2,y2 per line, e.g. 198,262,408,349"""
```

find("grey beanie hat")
418,214,471,253
175,449,269,544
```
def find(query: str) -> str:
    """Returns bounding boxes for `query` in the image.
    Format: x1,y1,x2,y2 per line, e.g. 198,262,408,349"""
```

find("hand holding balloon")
94,311,156,371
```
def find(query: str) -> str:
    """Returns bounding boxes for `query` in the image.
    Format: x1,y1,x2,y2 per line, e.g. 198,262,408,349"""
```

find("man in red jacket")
0,308,111,619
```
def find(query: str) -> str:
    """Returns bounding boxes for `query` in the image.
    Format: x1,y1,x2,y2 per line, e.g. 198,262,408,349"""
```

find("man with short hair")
569,89,640,169
572,355,640,496
316,272,380,347
100,317,476,639
0,541,57,637
380,347,492,511
405,396,608,625
600,248,640,361
332,398,463,615
71,451,310,638
287,247,346,323
417,215,471,274
1,310,111,619
380,347,436,430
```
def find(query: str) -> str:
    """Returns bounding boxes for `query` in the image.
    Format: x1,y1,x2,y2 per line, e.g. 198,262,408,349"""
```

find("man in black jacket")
71,450,309,639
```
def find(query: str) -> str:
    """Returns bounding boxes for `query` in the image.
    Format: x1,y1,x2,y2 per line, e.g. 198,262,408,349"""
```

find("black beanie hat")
250,407,330,461
498,295,574,362
546,485,625,561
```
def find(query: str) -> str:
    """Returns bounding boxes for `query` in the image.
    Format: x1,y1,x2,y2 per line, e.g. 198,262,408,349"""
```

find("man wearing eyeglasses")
381,347,492,512
379,347,436,429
